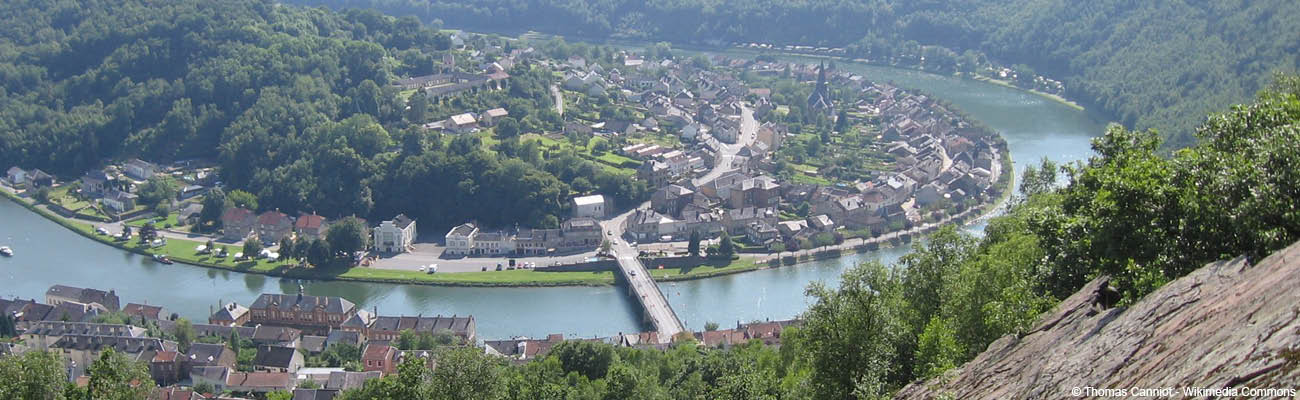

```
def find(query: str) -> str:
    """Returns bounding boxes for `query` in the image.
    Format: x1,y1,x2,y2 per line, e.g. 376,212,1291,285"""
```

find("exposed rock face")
895,241,1300,399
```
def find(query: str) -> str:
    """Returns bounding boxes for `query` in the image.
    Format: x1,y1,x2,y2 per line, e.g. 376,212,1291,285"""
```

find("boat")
153,254,173,264
0,246,12,257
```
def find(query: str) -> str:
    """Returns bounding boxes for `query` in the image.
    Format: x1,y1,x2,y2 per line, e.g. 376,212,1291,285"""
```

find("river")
0,60,1104,340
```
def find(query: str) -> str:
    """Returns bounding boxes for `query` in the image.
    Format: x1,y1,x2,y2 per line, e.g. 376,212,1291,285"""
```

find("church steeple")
807,61,833,114
816,61,828,93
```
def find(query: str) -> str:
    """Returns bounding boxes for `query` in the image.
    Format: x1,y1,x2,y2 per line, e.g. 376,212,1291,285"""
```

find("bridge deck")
615,250,685,343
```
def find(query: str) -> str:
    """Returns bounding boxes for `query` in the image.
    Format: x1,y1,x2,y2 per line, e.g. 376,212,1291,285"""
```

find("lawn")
126,213,183,229
649,258,764,281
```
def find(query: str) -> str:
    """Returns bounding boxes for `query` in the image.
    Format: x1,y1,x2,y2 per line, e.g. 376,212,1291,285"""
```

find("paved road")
551,85,564,117
612,237,684,343
693,104,760,186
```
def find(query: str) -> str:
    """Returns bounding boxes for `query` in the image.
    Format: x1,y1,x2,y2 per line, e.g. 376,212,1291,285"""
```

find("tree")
87,348,152,400
307,239,332,267
327,217,369,257
243,239,263,259
913,316,963,380
704,321,720,331
799,261,909,399
496,117,521,138
266,391,293,400
0,351,68,400
174,318,196,353
688,230,701,257
834,109,850,133
599,239,612,255
279,237,294,262
193,381,215,395
199,188,229,228
33,186,51,204
227,189,258,211
717,235,735,259
428,347,502,400
549,340,614,380
138,175,180,206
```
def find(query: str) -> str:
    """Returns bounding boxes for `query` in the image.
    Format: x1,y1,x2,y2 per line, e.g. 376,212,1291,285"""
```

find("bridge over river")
611,240,684,343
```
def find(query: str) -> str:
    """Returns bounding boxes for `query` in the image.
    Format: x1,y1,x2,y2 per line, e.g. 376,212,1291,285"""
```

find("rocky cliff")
895,241,1300,399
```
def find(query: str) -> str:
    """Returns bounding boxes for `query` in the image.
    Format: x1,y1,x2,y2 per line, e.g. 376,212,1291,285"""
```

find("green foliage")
687,230,701,257
1033,77,1300,301
174,318,196,353
138,175,179,206
549,340,615,380
199,188,228,228
913,317,963,380
87,348,152,400
243,239,263,259
227,190,259,212
717,234,736,259
326,216,369,257
0,351,69,400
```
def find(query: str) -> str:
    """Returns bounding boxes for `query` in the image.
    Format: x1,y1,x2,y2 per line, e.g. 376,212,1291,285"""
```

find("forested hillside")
0,0,645,228
293,0,1300,147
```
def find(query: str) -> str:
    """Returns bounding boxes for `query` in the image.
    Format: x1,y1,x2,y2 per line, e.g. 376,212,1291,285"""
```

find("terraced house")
247,293,358,335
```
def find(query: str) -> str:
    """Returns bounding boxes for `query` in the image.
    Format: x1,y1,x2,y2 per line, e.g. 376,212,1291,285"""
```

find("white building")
572,195,607,218
444,223,479,256
373,214,417,253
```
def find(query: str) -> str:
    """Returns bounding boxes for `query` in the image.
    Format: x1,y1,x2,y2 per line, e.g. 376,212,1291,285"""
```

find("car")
630,270,637,276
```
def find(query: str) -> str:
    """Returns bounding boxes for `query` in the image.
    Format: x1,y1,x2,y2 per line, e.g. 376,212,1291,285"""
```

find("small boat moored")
153,254,173,264
0,246,12,257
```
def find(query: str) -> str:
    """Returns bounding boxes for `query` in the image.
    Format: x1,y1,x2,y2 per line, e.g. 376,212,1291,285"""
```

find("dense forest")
5,74,1298,399
0,0,646,229
290,0,1300,147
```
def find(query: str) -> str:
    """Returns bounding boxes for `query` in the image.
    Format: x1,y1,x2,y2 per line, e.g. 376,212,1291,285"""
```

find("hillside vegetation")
0,0,646,228
292,0,1300,147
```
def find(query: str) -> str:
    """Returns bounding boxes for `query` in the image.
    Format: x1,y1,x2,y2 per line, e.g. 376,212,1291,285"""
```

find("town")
0,30,1008,400
3,33,1007,273
0,283,797,398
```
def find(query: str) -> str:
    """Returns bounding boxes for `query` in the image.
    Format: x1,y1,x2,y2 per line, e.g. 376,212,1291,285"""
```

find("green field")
648,258,765,281
126,213,183,229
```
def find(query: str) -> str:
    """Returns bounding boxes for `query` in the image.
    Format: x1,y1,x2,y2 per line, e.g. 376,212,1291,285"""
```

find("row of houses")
444,217,603,257
219,208,329,244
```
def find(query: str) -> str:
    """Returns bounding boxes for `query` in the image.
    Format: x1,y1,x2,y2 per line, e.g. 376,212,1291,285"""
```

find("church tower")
807,61,833,115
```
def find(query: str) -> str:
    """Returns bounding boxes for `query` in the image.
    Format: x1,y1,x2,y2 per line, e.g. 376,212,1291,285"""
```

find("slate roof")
211,302,248,323
300,335,327,353
325,330,362,348
391,214,415,230
368,315,475,336
292,389,340,400
186,343,231,366
252,325,302,343
325,371,381,391
254,345,298,369
250,293,355,314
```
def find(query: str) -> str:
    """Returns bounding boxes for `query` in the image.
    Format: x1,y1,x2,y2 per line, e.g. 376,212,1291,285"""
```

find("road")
551,85,564,117
611,234,684,343
693,104,760,186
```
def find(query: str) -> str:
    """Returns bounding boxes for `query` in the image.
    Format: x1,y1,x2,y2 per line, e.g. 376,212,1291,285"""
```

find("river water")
0,60,1104,340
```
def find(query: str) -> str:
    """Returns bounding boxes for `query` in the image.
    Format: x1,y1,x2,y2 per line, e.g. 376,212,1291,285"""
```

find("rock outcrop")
895,241,1300,399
